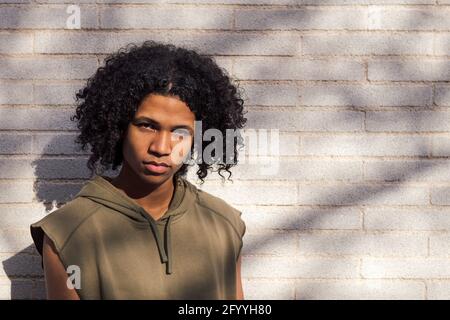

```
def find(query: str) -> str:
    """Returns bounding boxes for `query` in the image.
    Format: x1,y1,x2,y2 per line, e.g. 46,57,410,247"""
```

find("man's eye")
138,123,157,130
172,129,191,139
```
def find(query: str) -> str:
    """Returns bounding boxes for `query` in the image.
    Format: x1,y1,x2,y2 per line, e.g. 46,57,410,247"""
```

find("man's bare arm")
236,254,244,300
42,234,80,300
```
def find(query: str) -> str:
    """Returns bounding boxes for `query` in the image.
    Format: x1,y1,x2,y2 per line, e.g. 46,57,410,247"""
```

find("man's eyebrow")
133,116,193,131
134,116,159,123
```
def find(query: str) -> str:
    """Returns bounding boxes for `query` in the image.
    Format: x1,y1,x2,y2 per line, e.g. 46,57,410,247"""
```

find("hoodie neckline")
75,174,196,275
94,174,188,225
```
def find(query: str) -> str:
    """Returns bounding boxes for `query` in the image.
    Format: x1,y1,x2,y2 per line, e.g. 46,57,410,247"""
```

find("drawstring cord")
146,212,173,275
164,215,172,275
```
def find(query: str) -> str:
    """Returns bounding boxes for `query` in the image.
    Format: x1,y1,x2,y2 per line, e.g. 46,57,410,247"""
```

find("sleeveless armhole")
30,215,69,271
30,199,99,270
235,210,246,261
196,189,247,263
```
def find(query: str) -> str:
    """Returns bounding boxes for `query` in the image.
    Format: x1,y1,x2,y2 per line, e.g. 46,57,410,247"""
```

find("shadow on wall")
1,130,121,299
1,3,448,301
1,2,315,300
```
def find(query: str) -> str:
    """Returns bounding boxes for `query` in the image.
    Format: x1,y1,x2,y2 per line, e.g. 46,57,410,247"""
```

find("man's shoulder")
30,197,101,253
184,179,245,236
36,197,100,227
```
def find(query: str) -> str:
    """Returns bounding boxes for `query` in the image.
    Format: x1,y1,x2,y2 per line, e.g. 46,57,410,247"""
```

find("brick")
33,157,91,178
0,230,37,253
298,84,432,107
431,187,450,205
366,111,450,132
234,58,365,81
0,253,42,277
242,279,294,300
434,34,450,56
432,135,450,156
0,157,90,179
0,107,77,130
298,231,428,256
0,204,47,229
434,85,450,107
0,0,30,3
0,133,32,154
287,0,424,2
303,32,434,56
235,8,367,30
208,56,232,74
35,31,301,56
0,159,34,179
0,278,33,300
37,0,95,2
0,5,97,29
97,0,436,3
242,231,297,256
241,84,298,107
34,180,85,204
0,32,33,53
0,83,34,105
297,183,429,205
227,158,362,181
0,57,97,80
245,110,364,132
364,160,450,182
100,7,232,29
236,131,300,157
242,256,359,278
239,206,301,231
34,83,83,105
427,281,450,300
35,31,153,54
362,258,450,278
198,181,297,205
369,59,450,81
430,235,450,256
0,181,34,203
239,205,361,232
32,280,46,300
368,7,450,31
33,133,89,155
301,134,431,156
99,0,301,3
296,280,425,300
174,32,301,56
364,208,450,231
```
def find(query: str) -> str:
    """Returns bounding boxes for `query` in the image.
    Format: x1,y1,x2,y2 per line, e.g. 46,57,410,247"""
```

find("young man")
30,41,247,300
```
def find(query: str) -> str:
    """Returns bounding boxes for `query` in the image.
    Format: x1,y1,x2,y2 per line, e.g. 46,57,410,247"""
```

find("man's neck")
109,164,175,220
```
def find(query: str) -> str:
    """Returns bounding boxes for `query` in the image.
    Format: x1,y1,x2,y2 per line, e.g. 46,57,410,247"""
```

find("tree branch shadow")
0,2,448,300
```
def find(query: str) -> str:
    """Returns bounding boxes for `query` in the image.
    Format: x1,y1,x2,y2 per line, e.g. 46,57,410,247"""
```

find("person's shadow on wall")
2,133,120,299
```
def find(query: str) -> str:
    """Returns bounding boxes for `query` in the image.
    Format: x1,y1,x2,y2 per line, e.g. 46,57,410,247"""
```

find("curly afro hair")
70,40,247,184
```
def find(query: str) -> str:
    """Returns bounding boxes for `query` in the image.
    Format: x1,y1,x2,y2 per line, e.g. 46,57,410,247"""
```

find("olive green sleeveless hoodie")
30,175,246,300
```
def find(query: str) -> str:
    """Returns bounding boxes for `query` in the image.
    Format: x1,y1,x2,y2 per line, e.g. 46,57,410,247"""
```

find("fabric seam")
196,201,244,242
59,205,103,252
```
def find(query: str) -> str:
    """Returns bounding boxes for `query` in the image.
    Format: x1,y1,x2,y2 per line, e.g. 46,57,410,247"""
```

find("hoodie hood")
74,174,195,275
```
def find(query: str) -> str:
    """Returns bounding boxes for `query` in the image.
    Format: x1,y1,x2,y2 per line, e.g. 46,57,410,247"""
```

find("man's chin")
141,170,173,184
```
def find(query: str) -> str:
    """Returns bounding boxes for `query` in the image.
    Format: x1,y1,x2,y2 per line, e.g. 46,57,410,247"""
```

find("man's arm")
236,254,244,300
42,234,80,300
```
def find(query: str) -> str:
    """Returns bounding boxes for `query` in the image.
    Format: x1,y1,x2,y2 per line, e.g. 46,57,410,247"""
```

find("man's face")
121,93,195,185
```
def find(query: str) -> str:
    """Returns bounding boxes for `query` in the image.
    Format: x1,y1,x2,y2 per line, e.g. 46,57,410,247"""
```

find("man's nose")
148,130,172,155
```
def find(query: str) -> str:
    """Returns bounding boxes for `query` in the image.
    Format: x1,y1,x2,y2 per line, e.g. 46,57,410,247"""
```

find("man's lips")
143,161,170,174
143,160,170,167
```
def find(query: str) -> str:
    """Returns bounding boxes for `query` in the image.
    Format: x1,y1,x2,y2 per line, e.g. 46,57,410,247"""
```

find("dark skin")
43,93,244,299
108,93,196,220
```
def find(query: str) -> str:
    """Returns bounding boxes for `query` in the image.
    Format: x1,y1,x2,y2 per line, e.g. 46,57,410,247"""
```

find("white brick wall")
1,0,450,300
